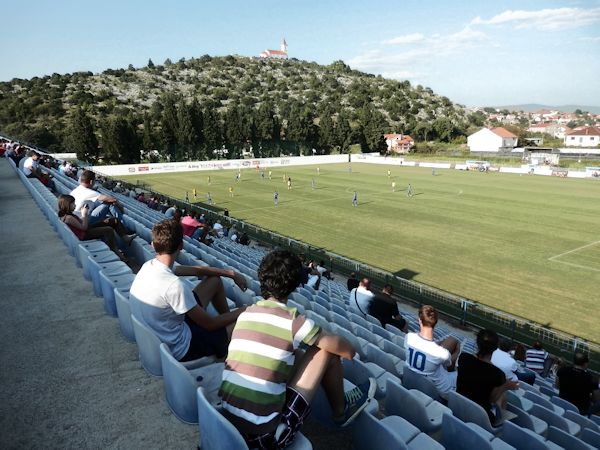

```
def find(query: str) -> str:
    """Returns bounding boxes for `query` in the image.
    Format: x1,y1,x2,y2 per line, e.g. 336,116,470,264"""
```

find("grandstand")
2,141,600,449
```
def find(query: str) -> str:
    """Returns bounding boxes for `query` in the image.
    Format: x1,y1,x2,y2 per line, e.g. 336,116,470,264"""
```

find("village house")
384,133,414,154
259,39,288,59
467,127,518,153
564,126,600,147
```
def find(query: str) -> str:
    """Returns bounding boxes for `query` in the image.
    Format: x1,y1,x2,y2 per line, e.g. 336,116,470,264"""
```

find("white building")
259,39,288,59
467,127,518,153
564,126,600,147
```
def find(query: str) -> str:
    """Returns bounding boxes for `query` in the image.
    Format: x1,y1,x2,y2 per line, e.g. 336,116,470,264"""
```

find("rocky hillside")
0,55,475,162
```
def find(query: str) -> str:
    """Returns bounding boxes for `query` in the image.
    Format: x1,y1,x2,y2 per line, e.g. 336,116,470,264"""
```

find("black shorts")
179,316,228,361
241,387,310,450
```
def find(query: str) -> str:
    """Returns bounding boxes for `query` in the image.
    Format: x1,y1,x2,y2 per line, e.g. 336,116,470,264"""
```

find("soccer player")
207,175,211,185
407,184,413,197
317,167,320,175
352,191,358,207
206,192,213,205
348,165,352,174
235,172,241,182
432,168,436,176
392,181,396,192
192,188,197,200
287,177,292,190
268,170,272,180
184,191,189,203
274,191,279,205
387,169,391,178
228,186,234,198
311,178,316,190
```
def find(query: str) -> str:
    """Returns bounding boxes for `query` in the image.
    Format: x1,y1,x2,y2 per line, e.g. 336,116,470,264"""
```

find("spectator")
348,278,374,316
316,260,332,280
164,204,177,218
347,272,359,292
368,284,408,332
181,211,205,241
556,352,600,416
212,220,224,238
21,151,40,178
57,194,128,258
457,329,519,424
70,170,126,226
525,341,550,375
238,232,249,246
129,219,247,362
404,305,461,400
492,339,536,385
219,250,376,448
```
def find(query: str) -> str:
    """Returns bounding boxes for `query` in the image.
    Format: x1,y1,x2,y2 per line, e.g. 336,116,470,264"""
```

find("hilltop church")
259,39,288,59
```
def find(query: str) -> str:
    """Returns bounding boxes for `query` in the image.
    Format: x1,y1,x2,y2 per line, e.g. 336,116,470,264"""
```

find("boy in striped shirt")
220,250,375,449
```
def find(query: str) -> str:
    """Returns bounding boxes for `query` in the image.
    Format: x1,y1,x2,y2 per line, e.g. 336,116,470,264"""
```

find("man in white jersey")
404,305,461,399
349,278,374,316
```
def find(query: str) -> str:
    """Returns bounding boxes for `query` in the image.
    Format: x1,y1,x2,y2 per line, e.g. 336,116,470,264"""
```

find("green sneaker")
333,378,376,427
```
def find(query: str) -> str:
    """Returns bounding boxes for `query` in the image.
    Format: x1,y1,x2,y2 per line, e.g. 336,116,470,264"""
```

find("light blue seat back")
131,314,163,376
114,288,135,342
530,403,581,435
580,428,600,449
501,420,551,450
551,396,579,414
447,391,501,435
402,367,441,402
547,426,593,450
159,343,220,424
99,271,135,317
196,387,313,450
505,402,548,436
441,413,495,450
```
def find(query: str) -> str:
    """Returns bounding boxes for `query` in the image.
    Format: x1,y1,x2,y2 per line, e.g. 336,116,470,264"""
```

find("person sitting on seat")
492,339,536,385
57,194,130,258
525,341,550,376
70,170,126,226
348,278,374,316
129,219,247,362
347,272,359,292
368,284,408,332
404,305,461,400
556,351,600,416
219,250,376,448
458,329,519,425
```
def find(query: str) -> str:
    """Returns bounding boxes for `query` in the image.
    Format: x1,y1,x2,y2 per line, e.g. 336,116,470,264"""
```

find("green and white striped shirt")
219,299,321,434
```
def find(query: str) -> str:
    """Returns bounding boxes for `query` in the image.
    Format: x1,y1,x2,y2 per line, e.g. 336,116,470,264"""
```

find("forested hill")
0,55,477,163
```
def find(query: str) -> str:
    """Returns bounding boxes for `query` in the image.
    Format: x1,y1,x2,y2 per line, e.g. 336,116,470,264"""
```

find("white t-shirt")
70,184,101,212
349,286,374,315
129,259,198,360
491,349,519,381
404,332,457,397
22,157,37,176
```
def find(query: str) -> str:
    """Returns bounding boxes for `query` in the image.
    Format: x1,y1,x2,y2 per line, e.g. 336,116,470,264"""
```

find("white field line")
548,240,600,273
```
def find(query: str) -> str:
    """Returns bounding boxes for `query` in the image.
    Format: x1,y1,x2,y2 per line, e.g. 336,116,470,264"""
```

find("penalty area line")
548,240,600,261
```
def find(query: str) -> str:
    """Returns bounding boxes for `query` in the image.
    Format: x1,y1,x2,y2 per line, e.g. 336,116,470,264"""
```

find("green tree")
159,94,179,160
102,116,140,164
176,101,199,160
66,108,99,162
147,59,155,68
357,105,386,153
317,109,336,153
202,108,222,156
142,114,155,150
335,112,354,153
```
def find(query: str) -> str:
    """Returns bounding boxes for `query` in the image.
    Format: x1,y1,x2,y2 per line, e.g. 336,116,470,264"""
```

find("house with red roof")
467,127,518,153
384,133,414,154
564,126,600,147
259,39,288,59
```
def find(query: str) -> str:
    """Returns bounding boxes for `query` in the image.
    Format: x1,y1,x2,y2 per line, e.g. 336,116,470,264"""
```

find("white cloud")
471,7,600,31
349,26,487,80
382,33,425,45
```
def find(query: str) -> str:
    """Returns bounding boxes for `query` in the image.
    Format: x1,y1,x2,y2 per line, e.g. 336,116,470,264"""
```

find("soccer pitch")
120,163,600,343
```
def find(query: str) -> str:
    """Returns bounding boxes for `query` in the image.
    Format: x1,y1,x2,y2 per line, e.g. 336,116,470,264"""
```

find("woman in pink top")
57,194,128,258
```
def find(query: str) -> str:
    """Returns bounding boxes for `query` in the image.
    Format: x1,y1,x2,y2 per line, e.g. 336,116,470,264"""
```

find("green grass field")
121,163,600,343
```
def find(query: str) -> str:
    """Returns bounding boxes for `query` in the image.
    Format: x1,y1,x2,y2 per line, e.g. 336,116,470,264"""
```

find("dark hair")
532,340,543,350
57,194,75,217
80,170,96,184
498,338,513,352
476,329,499,357
573,351,589,366
418,305,438,328
152,219,183,254
258,250,303,300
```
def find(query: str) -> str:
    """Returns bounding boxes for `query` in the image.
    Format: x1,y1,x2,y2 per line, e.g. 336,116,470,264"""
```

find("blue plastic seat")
501,420,554,450
551,395,580,415
580,428,600,449
353,408,444,450
89,258,129,297
386,378,451,434
402,367,442,402
564,410,600,434
447,391,502,435
529,403,581,436
114,288,135,342
99,271,135,317
310,302,330,319
159,343,220,424
547,425,593,450
81,247,117,280
76,240,110,268
442,413,514,450
131,314,164,376
505,402,548,435
196,387,313,450
525,391,565,416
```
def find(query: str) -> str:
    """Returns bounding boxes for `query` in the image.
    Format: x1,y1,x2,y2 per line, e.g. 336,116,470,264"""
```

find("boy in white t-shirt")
404,305,461,399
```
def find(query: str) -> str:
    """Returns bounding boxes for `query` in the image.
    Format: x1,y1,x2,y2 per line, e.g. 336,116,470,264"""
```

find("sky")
1,0,600,107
